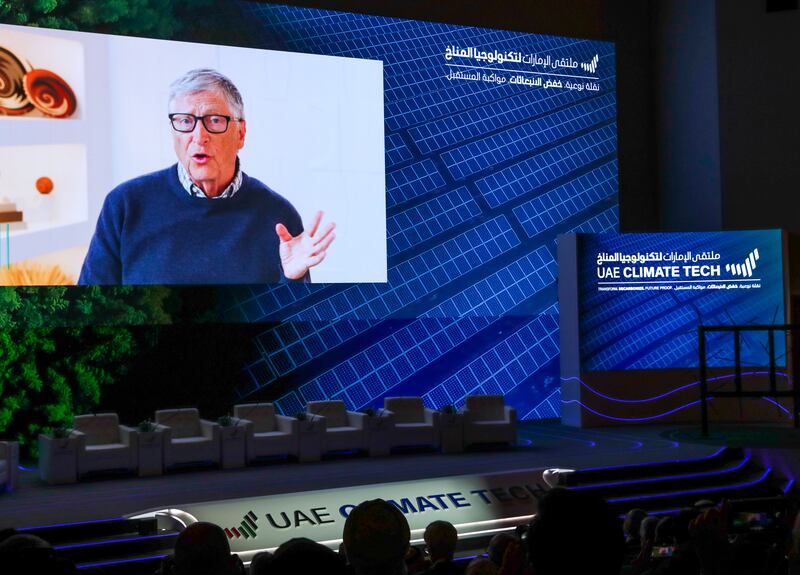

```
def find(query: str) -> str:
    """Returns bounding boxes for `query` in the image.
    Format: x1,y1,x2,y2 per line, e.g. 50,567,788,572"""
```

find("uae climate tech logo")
726,249,760,278
224,511,259,540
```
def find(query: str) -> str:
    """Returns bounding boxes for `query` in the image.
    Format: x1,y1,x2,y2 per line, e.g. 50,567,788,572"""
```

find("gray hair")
168,68,245,120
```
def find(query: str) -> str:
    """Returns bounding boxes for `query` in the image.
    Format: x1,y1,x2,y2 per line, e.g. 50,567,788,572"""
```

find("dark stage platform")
0,421,728,530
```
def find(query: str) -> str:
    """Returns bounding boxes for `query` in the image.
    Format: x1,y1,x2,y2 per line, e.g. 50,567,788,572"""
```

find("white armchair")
233,403,299,463
461,395,517,447
306,400,368,454
72,413,138,477
155,408,221,469
383,397,440,450
0,441,19,492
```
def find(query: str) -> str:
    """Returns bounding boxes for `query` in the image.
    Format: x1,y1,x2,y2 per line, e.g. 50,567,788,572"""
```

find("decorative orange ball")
36,176,54,195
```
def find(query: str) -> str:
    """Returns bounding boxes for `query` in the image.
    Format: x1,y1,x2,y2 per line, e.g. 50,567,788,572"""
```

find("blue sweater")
79,165,306,285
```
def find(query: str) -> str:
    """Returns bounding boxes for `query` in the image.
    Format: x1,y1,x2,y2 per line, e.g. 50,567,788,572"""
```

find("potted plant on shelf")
137,419,158,442
294,411,322,463
438,405,463,454
136,419,163,477
218,414,246,469
362,407,393,457
439,404,458,423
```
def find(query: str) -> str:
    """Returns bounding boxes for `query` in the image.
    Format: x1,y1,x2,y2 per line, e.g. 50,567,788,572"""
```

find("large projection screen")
1,1,618,420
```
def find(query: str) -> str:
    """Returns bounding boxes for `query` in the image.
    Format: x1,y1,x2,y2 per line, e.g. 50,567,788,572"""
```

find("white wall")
0,25,112,263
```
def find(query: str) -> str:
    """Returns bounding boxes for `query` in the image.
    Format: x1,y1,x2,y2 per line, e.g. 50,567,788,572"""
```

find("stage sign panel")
577,230,785,371
129,468,543,562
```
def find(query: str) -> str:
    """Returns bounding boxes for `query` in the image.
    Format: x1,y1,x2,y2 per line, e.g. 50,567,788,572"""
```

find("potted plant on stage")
218,414,246,469
136,419,164,477
39,424,78,484
362,407,394,457
294,411,323,463
438,405,464,454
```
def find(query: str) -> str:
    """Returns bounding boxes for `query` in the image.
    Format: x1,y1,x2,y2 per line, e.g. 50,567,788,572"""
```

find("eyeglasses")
168,113,241,134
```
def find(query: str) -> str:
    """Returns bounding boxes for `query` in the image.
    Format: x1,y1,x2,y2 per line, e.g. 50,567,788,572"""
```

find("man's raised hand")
276,211,336,280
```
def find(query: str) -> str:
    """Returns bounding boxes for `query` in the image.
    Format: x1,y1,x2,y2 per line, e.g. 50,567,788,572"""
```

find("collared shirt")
177,158,243,199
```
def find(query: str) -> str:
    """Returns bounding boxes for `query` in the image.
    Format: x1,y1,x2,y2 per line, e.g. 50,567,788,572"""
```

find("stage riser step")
55,533,178,564
569,460,760,499
606,474,779,515
75,555,166,574
19,518,158,545
562,447,743,486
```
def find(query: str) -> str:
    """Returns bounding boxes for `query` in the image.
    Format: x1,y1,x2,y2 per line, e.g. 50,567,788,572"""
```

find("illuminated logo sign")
581,54,599,74
725,249,759,278
130,469,544,560
224,510,259,540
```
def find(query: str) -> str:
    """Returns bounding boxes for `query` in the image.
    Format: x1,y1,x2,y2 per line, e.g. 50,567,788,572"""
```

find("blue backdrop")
218,2,618,418
579,230,785,371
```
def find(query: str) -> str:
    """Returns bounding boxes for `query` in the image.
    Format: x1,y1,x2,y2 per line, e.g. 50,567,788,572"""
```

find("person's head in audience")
269,537,346,575
465,557,498,575
343,499,411,575
171,522,241,575
248,551,273,575
526,488,624,575
655,516,675,545
487,532,516,566
424,520,458,563
694,499,715,510
0,533,73,574
639,516,660,544
673,507,699,544
623,509,648,543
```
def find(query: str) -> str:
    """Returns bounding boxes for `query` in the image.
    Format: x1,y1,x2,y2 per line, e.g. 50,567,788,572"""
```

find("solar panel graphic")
578,231,785,371
218,3,618,418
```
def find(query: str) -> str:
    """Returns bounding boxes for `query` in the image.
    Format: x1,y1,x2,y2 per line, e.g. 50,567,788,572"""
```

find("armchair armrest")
376,409,395,425
423,408,440,426
505,406,517,423
229,417,254,436
365,409,395,430
200,419,220,440
304,413,327,432
69,429,87,449
276,414,299,434
119,425,138,449
153,423,172,442
347,411,367,429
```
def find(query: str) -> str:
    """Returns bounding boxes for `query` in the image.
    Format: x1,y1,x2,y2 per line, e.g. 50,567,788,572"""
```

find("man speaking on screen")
79,68,335,285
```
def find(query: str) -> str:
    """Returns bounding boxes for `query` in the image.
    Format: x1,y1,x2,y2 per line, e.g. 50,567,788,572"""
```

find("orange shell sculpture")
0,46,33,115
23,68,77,118
36,176,54,194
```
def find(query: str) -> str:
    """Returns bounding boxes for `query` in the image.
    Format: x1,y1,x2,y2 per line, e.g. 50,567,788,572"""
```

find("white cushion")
156,409,201,438
234,404,276,433
74,414,121,445
384,397,425,423
307,401,348,428
85,443,127,452
465,395,506,421
173,436,211,444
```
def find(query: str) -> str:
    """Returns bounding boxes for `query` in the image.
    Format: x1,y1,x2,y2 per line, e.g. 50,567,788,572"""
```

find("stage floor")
0,421,740,530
